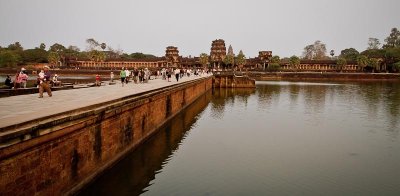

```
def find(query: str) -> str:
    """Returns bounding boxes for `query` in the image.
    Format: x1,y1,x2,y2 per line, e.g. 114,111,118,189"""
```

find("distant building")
165,46,180,67
210,39,226,68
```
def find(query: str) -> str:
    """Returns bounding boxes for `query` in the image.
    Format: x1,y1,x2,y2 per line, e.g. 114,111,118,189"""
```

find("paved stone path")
0,75,211,129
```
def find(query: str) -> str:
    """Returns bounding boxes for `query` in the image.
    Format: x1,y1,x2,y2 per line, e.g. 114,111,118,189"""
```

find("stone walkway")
0,75,211,129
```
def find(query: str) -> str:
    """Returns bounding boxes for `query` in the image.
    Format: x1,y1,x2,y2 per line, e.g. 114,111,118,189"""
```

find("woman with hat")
38,65,52,98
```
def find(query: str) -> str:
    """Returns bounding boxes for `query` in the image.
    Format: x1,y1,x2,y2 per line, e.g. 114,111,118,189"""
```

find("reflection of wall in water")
79,91,212,195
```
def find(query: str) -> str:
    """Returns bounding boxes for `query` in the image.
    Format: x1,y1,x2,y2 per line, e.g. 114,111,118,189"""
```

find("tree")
49,43,66,67
383,27,400,48
367,38,381,49
235,50,246,69
302,40,327,60
48,52,60,68
87,50,106,69
289,55,300,70
7,42,23,51
267,55,280,71
223,53,234,69
336,57,347,72
199,53,209,68
101,43,106,51
22,48,48,63
86,38,100,50
0,50,21,67
303,45,314,60
270,55,280,64
330,50,335,58
340,48,359,62
39,43,46,50
368,58,380,72
357,55,368,72
393,61,400,72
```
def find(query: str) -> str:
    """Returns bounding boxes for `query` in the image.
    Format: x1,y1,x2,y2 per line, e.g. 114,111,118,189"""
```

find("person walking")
174,68,180,82
120,67,126,87
167,68,171,82
38,65,52,98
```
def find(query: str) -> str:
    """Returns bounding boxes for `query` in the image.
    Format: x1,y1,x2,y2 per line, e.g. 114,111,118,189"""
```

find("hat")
44,65,50,69
55,74,58,77
21,68,26,71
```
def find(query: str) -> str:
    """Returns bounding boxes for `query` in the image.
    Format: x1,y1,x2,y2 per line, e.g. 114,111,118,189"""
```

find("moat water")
80,81,400,196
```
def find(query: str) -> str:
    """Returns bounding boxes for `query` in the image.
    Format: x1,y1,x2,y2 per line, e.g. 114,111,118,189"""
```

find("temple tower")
165,46,180,67
210,39,226,68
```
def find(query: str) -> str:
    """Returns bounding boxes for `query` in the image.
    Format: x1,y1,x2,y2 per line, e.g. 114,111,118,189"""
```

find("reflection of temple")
210,39,227,68
165,46,180,67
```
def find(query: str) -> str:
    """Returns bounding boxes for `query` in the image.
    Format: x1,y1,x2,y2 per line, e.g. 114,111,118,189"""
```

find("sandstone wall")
0,77,212,195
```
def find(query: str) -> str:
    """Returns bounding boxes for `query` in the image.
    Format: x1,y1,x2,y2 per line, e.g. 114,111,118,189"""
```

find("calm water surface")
81,81,400,196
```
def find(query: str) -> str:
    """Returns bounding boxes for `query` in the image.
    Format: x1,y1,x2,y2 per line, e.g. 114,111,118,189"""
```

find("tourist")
38,65,52,98
4,75,12,89
52,74,61,86
125,68,130,84
120,67,126,87
133,68,139,84
13,71,22,89
95,74,101,87
19,68,29,88
110,72,114,82
167,68,171,82
174,68,180,82
161,68,166,80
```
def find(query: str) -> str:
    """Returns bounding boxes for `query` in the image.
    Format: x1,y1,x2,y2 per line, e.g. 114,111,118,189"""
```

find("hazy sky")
0,0,399,58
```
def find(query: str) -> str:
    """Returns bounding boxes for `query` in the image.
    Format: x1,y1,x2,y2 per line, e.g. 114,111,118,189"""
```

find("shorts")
121,77,125,82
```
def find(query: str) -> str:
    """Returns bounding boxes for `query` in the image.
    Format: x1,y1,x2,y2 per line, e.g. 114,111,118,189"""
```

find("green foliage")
22,48,48,63
223,54,234,66
7,42,23,51
289,55,300,69
360,49,385,59
129,52,156,59
336,57,347,71
339,48,359,61
47,52,60,66
267,63,280,71
383,27,400,48
49,43,66,53
393,61,400,72
235,50,246,66
87,50,106,63
270,55,280,64
367,58,380,70
357,55,369,70
0,50,21,67
199,53,209,67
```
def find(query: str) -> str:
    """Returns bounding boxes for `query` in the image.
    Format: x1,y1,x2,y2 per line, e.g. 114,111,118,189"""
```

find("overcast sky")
0,0,399,58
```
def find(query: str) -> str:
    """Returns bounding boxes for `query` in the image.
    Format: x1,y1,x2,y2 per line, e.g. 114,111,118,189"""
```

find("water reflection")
210,88,255,119
81,81,400,195
79,91,212,196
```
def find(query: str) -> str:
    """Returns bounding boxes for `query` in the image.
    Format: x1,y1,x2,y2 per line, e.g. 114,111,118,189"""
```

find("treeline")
0,38,157,68
297,27,400,72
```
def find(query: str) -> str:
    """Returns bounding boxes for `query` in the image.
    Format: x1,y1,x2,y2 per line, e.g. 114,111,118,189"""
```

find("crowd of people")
115,67,211,86
2,65,212,98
